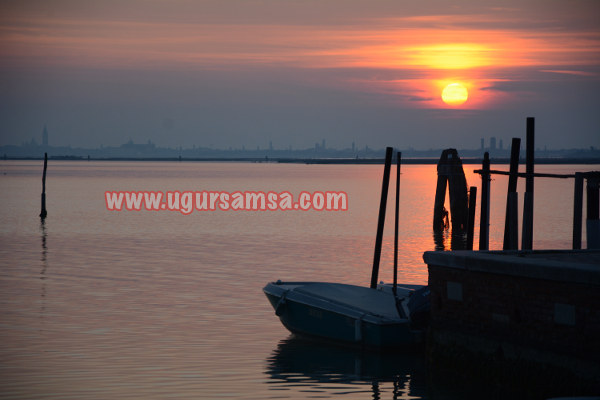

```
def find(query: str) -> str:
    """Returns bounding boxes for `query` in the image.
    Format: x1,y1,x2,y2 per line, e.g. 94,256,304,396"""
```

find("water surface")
0,161,588,399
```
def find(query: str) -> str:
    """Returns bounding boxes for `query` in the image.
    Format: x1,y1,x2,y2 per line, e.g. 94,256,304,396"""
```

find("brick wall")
428,263,600,361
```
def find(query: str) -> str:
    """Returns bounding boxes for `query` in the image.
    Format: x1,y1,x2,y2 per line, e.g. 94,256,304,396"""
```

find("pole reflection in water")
433,228,467,251
39,220,48,322
265,336,427,399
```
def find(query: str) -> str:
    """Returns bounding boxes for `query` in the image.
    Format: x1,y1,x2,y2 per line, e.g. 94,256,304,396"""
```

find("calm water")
0,161,590,399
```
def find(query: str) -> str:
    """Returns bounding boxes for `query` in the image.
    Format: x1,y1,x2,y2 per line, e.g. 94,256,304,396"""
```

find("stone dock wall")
424,250,600,394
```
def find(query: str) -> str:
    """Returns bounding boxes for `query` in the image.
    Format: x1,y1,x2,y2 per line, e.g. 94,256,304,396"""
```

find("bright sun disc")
441,83,468,105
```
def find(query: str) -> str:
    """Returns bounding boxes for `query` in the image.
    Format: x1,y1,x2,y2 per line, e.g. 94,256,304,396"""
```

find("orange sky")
0,0,599,149
2,6,599,111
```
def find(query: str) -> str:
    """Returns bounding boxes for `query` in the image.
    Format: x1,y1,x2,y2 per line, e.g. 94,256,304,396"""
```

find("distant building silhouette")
490,137,496,151
480,138,484,151
42,125,48,146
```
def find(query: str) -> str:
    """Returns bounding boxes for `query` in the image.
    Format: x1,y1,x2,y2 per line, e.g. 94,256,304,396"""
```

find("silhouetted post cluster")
370,148,404,290
473,117,600,251
573,172,600,249
433,149,469,232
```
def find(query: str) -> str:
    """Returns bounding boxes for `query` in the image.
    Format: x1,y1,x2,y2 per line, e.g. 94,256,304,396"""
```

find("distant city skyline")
3,123,598,161
5,124,596,154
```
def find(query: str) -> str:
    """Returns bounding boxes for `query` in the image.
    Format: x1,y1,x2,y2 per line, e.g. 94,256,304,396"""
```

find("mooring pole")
40,152,48,219
587,175,600,249
503,138,520,250
447,150,469,231
370,147,393,289
393,152,401,295
433,151,449,230
573,172,584,249
479,152,490,250
522,117,535,250
467,186,477,250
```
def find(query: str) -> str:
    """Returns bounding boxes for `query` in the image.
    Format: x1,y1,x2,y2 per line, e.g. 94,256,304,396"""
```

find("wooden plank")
473,170,575,179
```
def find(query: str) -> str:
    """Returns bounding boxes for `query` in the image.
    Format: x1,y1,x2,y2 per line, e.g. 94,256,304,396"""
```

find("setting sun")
441,83,468,106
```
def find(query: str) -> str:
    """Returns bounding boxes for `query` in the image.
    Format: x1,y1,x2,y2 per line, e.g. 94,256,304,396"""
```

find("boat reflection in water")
265,336,427,399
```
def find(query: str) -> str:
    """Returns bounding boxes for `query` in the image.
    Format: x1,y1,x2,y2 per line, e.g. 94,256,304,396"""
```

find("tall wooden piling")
370,147,393,289
433,149,468,232
573,172,584,250
503,138,520,250
433,154,449,231
393,152,401,294
40,153,48,219
447,152,469,231
587,175,600,249
479,152,490,250
522,117,535,250
466,186,477,250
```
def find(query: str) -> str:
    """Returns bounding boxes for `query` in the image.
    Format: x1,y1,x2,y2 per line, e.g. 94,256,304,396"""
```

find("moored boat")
263,148,430,349
263,280,429,348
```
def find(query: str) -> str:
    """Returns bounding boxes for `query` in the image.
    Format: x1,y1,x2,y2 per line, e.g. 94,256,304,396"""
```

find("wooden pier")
424,249,600,394
425,118,600,395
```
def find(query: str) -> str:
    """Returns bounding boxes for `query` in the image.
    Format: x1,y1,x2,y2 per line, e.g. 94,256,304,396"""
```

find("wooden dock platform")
423,249,600,394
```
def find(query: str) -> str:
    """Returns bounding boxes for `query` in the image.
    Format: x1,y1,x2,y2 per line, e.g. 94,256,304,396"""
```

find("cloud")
1,0,599,149
540,69,598,77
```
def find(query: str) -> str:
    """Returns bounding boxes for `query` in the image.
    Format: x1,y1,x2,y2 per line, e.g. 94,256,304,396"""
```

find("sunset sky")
1,0,599,150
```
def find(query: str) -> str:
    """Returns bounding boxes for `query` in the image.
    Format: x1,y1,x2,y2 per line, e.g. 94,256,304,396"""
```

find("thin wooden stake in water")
370,147,393,289
503,138,521,250
40,152,48,219
522,117,535,250
479,152,490,250
467,186,477,250
573,172,583,249
393,152,401,295
587,175,600,249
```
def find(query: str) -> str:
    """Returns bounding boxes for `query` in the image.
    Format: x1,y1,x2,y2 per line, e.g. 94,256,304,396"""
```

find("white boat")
263,281,429,348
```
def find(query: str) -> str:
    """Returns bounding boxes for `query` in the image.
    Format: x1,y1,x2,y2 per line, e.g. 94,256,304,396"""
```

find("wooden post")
479,152,490,250
467,186,477,250
587,175,600,249
447,150,469,231
522,117,535,250
433,151,449,230
503,138,520,250
573,172,583,249
370,147,393,289
40,152,48,219
433,149,468,232
393,152,401,295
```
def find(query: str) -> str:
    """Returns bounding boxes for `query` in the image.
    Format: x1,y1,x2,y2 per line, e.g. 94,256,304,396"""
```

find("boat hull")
264,281,424,349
